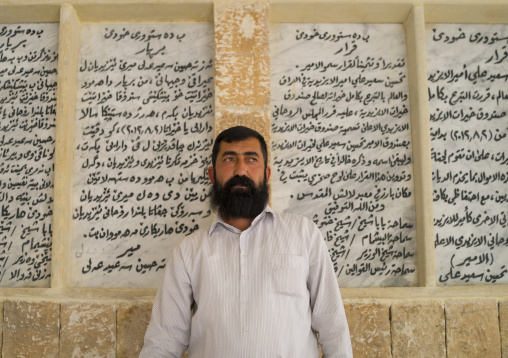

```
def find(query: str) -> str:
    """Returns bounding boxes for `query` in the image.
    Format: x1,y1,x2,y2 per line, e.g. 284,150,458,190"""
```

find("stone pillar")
214,1,271,142
52,3,81,288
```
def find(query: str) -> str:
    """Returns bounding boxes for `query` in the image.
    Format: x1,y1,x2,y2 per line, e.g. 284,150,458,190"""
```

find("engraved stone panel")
60,302,116,358
271,23,416,287
3,300,59,357
0,24,58,287
427,24,508,285
71,23,215,288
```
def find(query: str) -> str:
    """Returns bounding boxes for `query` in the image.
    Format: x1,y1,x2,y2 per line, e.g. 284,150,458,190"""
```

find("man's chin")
210,175,269,219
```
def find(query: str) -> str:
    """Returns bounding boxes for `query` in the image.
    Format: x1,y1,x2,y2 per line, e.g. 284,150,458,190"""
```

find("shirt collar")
209,206,274,235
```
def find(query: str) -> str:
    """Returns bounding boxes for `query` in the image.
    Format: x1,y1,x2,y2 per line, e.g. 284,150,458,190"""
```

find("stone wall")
0,298,507,357
0,0,507,357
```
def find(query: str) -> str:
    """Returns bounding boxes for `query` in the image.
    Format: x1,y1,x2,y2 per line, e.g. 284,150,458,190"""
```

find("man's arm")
307,228,353,358
139,246,193,358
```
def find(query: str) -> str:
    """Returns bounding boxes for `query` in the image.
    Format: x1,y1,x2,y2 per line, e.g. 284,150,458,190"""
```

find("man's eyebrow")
243,151,260,157
221,150,259,157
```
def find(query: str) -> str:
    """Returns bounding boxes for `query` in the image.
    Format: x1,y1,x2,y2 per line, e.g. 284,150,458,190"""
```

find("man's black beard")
210,174,269,220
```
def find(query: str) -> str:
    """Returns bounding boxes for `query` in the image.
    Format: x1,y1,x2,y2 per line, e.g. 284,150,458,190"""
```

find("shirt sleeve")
307,225,353,358
139,245,193,358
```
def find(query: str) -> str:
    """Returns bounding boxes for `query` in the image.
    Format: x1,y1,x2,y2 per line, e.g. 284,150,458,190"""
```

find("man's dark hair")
211,126,268,169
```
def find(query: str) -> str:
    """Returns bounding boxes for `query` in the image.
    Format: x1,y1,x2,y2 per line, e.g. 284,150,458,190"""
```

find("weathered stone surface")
215,108,271,141
117,301,188,358
500,299,508,358
3,300,59,357
60,302,116,358
446,299,501,358
117,301,152,358
214,2,269,110
215,2,268,55
215,54,270,107
391,300,445,358
344,302,391,358
0,301,3,353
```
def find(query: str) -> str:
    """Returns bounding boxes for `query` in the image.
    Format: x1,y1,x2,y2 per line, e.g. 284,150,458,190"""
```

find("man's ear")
265,166,271,182
207,166,215,184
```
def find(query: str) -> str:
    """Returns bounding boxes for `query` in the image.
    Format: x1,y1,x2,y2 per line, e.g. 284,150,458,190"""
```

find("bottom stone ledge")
0,296,506,358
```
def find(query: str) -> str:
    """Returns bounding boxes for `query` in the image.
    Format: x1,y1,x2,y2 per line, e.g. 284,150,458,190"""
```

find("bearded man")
140,126,352,358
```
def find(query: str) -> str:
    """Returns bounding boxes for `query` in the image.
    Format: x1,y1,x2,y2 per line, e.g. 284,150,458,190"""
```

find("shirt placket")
239,230,249,356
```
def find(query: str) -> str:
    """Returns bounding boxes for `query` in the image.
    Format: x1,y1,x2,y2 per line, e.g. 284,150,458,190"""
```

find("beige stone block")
117,302,152,358
60,302,116,358
500,299,508,358
391,301,445,358
215,2,268,55
446,299,501,358
117,301,188,358
215,108,271,144
0,301,3,353
215,54,270,108
3,300,59,357
344,302,391,358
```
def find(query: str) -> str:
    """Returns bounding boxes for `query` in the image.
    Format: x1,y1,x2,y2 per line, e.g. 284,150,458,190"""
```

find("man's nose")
234,159,248,176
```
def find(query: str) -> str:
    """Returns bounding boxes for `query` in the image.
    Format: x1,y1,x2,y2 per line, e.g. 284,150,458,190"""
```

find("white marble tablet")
427,24,508,285
72,24,215,288
271,23,417,287
0,24,58,287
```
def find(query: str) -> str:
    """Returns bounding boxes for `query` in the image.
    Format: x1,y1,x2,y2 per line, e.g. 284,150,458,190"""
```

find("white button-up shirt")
140,206,353,358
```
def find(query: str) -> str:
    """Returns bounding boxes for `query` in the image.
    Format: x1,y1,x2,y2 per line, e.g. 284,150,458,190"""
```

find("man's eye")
224,157,233,162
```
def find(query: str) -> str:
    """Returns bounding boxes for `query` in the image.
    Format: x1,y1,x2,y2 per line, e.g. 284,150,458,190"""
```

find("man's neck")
223,216,253,231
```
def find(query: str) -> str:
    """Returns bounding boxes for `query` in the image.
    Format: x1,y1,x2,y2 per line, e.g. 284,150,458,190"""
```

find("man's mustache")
223,175,256,191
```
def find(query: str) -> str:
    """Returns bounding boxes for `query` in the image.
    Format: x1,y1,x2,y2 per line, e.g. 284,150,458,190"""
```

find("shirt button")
243,301,248,305
243,254,248,258
243,327,249,332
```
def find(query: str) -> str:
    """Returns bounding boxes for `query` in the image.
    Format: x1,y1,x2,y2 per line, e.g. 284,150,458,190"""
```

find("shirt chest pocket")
269,255,308,298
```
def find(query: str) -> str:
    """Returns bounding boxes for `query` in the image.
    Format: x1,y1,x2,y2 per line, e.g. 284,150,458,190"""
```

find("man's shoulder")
269,210,321,237
271,210,316,226
179,224,211,243
174,223,213,254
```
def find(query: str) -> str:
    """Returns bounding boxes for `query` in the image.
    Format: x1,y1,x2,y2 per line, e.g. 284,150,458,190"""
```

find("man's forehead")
218,137,263,154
